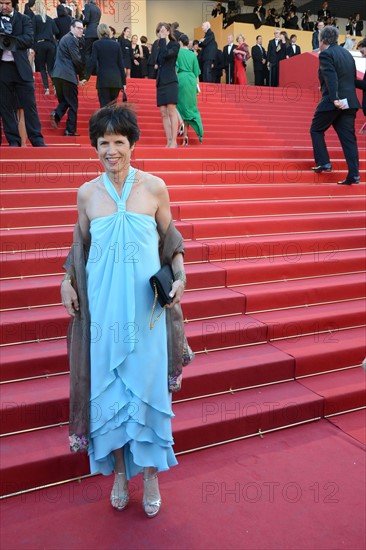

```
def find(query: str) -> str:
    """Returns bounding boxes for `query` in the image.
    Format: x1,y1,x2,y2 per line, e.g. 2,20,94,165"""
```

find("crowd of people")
0,0,364,147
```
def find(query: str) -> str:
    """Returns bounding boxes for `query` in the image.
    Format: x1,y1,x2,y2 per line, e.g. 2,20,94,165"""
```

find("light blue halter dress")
86,168,178,479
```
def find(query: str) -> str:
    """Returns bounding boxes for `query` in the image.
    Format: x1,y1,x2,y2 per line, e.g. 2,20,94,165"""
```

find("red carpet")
1,420,365,550
1,71,365,526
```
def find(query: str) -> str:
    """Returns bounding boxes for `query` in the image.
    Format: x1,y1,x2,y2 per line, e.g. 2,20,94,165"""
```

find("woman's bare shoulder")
78,176,102,199
138,170,167,195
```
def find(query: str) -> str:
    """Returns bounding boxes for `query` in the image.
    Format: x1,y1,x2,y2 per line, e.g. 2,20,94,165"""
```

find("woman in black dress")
33,0,58,94
118,27,132,78
130,34,143,78
140,35,150,78
156,22,180,148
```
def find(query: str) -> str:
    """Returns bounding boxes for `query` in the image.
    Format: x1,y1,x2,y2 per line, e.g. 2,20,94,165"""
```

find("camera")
0,18,17,51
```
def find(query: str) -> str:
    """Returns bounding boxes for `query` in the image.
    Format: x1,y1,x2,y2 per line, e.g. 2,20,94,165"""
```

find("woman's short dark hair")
320,25,339,45
140,35,148,44
179,34,189,47
89,104,140,149
357,38,366,49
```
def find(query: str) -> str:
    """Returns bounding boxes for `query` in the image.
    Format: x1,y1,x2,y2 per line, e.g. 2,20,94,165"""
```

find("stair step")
234,272,366,312
1,184,365,209
0,338,67,382
253,299,366,340
272,327,366,377
192,213,365,239
327,409,366,444
298,367,366,416
223,250,365,286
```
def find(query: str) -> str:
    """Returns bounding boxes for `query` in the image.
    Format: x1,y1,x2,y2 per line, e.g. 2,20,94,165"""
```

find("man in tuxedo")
83,0,101,65
285,9,299,30
312,20,324,51
51,19,86,136
0,0,45,146
251,35,267,86
317,1,331,20
253,0,265,22
288,34,301,56
223,34,236,84
310,26,361,185
267,28,282,87
198,21,217,83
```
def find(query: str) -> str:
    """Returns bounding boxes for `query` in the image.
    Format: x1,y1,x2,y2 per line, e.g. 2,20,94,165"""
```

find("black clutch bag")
149,264,174,328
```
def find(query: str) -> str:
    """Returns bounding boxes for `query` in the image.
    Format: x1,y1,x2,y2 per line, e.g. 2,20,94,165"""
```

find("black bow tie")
1,15,11,20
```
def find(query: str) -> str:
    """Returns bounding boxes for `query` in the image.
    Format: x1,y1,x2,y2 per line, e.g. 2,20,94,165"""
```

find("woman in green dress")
176,34,204,145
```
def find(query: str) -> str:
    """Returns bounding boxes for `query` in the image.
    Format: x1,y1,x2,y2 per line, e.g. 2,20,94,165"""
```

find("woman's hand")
61,280,79,317
168,280,185,308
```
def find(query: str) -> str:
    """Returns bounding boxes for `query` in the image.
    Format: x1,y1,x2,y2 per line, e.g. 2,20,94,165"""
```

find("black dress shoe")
64,130,80,136
33,143,48,147
311,164,332,173
9,142,21,147
50,111,58,129
337,177,360,185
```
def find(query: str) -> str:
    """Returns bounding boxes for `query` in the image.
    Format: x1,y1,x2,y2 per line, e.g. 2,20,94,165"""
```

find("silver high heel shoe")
110,472,129,511
142,473,161,518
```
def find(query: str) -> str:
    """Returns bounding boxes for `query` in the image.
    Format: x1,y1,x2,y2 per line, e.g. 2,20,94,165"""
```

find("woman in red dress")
233,34,250,85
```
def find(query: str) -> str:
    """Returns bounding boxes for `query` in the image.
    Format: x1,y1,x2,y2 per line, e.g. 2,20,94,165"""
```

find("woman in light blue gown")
61,104,186,518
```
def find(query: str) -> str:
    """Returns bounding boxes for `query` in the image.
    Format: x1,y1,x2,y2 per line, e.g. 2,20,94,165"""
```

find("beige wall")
145,0,216,43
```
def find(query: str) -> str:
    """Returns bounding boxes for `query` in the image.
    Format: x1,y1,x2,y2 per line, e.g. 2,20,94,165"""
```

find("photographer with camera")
0,0,45,146
301,11,314,32
346,14,363,37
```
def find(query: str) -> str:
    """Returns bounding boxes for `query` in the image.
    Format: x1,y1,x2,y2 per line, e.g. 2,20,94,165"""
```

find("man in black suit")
285,9,299,30
59,0,72,17
317,2,331,20
198,21,217,83
83,0,101,65
251,35,267,86
87,23,126,107
267,28,282,87
312,20,324,51
253,0,265,22
0,0,45,146
310,26,361,185
212,2,226,19
223,34,236,84
288,34,301,56
51,19,85,136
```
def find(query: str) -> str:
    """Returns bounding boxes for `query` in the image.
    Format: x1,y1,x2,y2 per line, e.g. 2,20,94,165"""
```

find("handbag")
122,90,128,102
149,264,174,329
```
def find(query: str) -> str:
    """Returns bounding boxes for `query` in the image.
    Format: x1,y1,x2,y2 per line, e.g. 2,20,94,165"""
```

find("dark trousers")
254,69,267,86
225,62,234,84
310,108,359,179
97,87,121,107
0,61,44,146
202,60,214,83
84,37,97,66
268,63,278,87
53,77,78,133
35,41,56,90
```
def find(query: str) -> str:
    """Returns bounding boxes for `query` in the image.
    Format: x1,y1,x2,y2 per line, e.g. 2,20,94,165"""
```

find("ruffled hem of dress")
88,371,177,479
